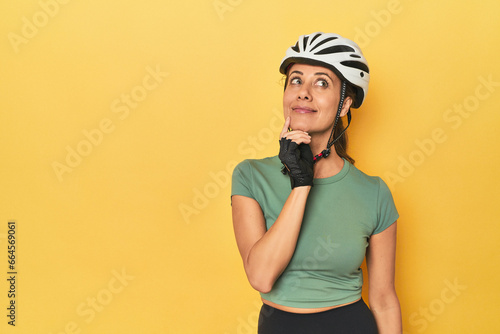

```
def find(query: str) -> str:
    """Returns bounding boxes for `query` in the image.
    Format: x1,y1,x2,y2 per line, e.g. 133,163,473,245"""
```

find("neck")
309,132,345,179
313,151,344,178
309,129,331,157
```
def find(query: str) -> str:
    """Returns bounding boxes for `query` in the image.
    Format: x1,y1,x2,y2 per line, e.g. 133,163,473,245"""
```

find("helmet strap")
313,81,351,164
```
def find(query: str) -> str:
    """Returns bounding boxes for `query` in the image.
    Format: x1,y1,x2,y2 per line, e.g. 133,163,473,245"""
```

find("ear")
340,96,353,117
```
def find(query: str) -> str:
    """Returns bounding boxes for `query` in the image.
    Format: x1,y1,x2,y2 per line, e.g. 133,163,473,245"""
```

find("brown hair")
332,82,356,165
283,73,357,165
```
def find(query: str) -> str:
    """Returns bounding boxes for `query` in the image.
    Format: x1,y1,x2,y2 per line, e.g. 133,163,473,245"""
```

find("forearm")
370,292,402,334
245,186,310,293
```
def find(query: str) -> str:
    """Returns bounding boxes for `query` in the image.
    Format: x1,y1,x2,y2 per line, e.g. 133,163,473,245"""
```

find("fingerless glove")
279,138,314,189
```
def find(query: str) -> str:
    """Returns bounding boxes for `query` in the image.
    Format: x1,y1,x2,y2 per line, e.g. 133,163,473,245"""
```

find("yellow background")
1,0,499,333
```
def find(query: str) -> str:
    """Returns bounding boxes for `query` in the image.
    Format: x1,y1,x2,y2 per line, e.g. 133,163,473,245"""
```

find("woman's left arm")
366,221,402,334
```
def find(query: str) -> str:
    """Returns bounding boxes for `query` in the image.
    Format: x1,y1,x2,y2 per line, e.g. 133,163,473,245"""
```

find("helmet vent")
291,42,300,52
340,60,369,73
309,37,338,52
310,33,322,45
350,54,361,58
303,36,309,50
315,45,355,55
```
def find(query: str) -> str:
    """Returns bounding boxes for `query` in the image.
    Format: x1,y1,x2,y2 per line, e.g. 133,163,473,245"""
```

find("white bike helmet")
279,32,369,108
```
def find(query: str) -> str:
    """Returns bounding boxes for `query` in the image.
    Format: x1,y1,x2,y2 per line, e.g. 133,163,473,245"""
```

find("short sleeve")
231,160,255,199
372,177,399,235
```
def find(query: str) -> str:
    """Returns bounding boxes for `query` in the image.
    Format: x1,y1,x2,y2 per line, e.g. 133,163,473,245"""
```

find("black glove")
279,138,314,189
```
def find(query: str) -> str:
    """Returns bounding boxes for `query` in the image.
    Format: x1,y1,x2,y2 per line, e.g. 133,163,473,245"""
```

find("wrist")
291,185,312,193
290,174,313,189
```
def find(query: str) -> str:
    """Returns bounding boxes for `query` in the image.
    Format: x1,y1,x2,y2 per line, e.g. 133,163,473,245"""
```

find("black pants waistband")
258,299,378,334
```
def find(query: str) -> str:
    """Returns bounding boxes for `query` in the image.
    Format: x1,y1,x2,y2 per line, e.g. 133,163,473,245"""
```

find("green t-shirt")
231,155,399,308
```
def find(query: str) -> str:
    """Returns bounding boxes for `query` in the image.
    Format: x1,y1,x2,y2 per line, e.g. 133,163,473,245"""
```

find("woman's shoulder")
234,155,280,173
232,155,286,197
347,162,388,189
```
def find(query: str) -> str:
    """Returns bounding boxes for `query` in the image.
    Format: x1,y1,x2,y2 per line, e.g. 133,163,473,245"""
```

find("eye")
316,79,328,88
290,77,302,85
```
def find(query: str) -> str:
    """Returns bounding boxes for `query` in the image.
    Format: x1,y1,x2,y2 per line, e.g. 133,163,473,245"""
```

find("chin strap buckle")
313,148,331,164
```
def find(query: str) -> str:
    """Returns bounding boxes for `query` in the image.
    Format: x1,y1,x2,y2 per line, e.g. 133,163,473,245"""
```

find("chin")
290,120,311,132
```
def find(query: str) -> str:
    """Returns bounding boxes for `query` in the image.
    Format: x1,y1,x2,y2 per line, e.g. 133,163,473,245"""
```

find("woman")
231,32,402,333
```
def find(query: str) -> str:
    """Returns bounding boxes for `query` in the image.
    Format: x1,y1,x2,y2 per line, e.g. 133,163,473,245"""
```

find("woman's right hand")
279,117,314,189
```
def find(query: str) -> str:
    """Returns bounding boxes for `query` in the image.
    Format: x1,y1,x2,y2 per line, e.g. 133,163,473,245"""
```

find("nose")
298,86,311,100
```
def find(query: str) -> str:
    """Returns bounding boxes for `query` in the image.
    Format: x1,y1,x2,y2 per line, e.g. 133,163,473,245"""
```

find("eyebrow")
289,70,334,82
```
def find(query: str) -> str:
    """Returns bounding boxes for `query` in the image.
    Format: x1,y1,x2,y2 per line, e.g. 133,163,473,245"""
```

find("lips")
292,106,317,113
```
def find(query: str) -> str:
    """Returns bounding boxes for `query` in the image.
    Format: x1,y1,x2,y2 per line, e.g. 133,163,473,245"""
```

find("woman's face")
283,63,348,134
